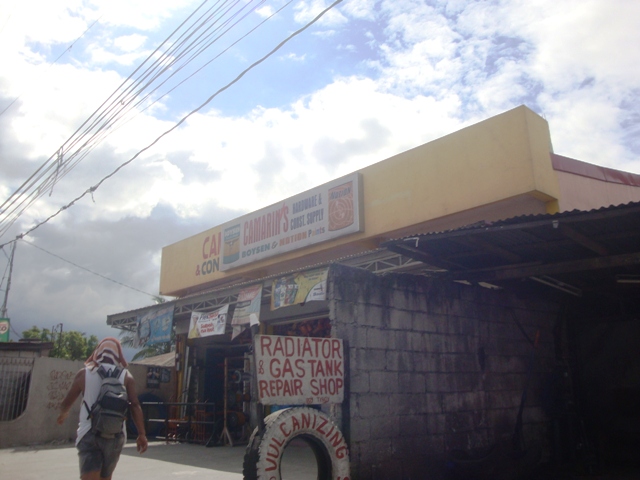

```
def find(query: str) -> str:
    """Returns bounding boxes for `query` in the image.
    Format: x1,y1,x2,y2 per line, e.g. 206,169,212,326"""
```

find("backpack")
84,365,129,438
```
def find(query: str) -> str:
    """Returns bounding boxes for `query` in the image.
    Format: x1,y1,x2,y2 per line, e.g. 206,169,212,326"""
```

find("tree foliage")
22,326,99,361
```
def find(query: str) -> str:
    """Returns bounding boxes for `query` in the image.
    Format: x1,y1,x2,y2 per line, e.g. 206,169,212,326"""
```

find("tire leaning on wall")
242,407,350,480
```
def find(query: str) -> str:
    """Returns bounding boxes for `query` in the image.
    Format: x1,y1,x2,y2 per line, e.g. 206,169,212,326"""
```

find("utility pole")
1,240,16,319
51,323,63,353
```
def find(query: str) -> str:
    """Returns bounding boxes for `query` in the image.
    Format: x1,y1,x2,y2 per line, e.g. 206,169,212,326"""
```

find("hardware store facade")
107,106,640,479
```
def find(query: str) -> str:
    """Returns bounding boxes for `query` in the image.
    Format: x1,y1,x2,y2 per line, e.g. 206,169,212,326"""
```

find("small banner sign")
136,305,174,347
232,284,263,326
271,268,328,310
231,284,263,340
254,334,344,405
188,305,229,339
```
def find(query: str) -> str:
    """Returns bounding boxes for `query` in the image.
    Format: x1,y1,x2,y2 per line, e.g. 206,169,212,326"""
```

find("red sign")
254,335,344,405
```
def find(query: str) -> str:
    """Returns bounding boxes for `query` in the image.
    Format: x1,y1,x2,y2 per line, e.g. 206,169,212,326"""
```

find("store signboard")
254,334,344,405
220,173,362,271
0,318,9,342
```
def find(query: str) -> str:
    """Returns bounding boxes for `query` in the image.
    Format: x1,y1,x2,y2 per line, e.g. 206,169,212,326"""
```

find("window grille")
0,357,34,421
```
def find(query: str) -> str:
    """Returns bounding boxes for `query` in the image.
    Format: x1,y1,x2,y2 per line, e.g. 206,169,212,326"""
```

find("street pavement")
0,438,318,479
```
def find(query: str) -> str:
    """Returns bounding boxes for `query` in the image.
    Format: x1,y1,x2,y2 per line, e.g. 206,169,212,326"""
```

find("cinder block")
370,371,400,393
366,327,391,349
359,438,394,467
485,391,522,410
399,414,428,436
427,413,447,434
444,353,480,373
398,372,426,394
421,433,446,455
389,308,413,330
348,416,371,443
408,331,426,351
388,393,424,416
441,391,485,412
425,373,480,393
358,393,391,418
393,330,410,350
445,411,478,433
370,412,400,439
339,324,367,348
423,353,443,372
424,333,471,354
485,356,529,374
349,370,370,393
351,347,386,371
398,351,420,372
359,304,387,328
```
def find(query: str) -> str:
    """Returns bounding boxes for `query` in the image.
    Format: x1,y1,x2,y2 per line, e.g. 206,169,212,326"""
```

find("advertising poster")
137,305,174,346
231,284,262,340
188,305,229,339
220,173,362,272
271,268,328,310
147,367,160,388
232,284,263,326
254,334,344,405
0,318,9,342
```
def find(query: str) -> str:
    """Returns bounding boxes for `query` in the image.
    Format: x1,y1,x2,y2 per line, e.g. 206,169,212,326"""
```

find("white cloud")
293,0,348,26
113,34,148,52
256,5,276,18
282,52,307,61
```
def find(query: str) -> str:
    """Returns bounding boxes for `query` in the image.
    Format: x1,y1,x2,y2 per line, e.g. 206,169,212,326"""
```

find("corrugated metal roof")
381,202,640,300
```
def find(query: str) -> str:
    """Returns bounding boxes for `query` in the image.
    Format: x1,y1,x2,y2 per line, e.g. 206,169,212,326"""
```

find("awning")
381,202,640,303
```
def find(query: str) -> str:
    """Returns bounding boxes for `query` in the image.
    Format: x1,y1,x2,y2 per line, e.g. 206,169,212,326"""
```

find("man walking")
57,337,148,479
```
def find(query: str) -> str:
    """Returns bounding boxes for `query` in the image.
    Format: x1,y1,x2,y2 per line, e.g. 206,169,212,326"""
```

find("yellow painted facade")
160,105,561,297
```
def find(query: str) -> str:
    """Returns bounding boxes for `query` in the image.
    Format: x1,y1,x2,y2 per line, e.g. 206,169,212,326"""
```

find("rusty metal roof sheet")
382,202,640,299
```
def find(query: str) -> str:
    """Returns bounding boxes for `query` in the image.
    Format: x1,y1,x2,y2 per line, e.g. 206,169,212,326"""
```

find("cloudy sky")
1,0,638,350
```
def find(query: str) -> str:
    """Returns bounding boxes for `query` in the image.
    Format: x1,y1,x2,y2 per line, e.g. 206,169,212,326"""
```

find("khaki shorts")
77,430,125,478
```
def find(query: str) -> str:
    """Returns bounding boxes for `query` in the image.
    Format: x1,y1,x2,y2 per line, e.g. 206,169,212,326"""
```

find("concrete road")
0,439,318,479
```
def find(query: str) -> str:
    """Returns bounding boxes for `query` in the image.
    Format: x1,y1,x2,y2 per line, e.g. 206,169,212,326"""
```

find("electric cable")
135,0,293,117
0,0,343,245
0,0,270,237
59,0,265,170
0,0,220,222
0,0,216,221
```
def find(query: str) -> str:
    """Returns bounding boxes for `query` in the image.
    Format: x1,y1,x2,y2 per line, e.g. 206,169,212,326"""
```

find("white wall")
0,357,83,448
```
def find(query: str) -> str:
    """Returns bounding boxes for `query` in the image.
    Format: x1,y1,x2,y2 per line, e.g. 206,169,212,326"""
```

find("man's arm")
125,371,148,454
57,369,85,425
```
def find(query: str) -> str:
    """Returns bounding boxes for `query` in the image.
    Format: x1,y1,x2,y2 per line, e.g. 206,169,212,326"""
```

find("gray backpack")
84,366,129,438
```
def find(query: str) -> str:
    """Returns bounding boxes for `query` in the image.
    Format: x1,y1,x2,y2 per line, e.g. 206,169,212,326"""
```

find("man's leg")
81,472,102,480
96,433,126,479
77,432,104,480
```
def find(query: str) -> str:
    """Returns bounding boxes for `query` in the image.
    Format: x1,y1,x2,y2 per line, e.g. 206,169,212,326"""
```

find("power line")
19,239,160,300
0,0,344,247
0,0,270,238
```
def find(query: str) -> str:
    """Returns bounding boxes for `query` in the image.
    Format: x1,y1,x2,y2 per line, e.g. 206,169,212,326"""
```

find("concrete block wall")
0,356,84,448
329,264,559,479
